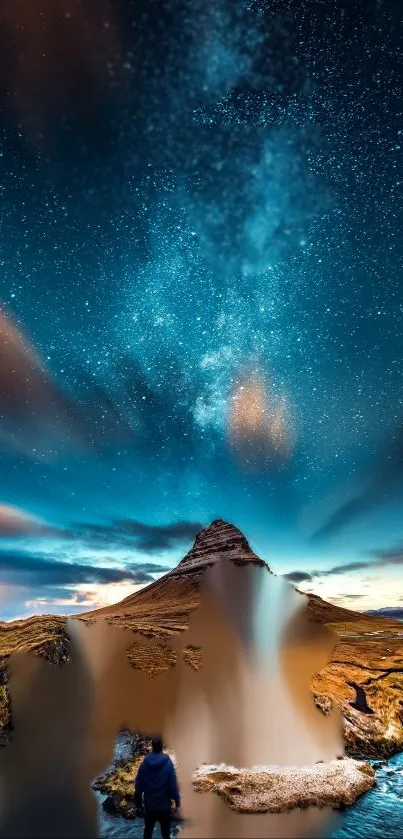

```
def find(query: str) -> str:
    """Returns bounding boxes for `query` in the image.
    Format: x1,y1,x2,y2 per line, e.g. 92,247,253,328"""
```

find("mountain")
0,518,403,757
78,519,377,639
366,607,403,621
80,518,397,636
79,519,269,633
79,518,403,758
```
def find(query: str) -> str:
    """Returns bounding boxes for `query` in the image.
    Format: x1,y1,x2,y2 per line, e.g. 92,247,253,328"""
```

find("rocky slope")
0,519,402,757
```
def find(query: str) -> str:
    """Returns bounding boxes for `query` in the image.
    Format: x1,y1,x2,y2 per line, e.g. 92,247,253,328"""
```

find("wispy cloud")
0,503,51,537
71,519,204,553
311,421,403,542
0,549,158,587
0,309,200,461
0,580,149,621
284,570,312,583
285,547,403,585
329,594,365,601
0,511,203,619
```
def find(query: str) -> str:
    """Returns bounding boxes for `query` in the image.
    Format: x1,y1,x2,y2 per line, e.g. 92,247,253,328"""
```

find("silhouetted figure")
347,681,374,715
135,734,180,839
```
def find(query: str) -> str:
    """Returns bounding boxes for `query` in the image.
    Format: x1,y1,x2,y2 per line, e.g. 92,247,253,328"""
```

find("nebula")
228,370,294,468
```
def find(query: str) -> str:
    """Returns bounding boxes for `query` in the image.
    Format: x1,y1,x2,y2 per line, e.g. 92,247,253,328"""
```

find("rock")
121,801,136,819
102,796,118,816
168,519,269,580
126,731,150,759
192,758,376,814
313,694,333,715
372,760,388,770
101,792,137,820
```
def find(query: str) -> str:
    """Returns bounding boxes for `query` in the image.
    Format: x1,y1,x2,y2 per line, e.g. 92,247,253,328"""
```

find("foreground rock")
93,755,143,818
94,746,375,819
192,758,376,813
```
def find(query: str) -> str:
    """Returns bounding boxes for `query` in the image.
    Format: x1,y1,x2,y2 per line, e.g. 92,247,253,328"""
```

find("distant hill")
365,607,403,621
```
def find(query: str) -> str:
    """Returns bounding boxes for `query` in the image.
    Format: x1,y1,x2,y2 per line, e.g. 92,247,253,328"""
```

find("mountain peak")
168,518,269,580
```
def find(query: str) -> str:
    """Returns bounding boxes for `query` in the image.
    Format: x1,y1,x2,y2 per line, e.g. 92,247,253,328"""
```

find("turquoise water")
97,735,403,838
330,753,403,839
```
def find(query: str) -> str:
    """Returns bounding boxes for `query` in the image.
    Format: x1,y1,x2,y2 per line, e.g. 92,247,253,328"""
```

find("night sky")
0,0,403,620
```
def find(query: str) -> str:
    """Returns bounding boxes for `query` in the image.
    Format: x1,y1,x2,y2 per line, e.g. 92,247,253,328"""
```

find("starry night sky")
0,0,403,619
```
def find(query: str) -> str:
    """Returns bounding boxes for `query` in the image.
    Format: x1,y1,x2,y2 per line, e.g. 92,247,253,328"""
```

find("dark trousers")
143,809,171,839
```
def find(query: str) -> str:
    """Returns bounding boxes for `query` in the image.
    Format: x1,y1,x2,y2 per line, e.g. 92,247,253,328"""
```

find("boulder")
192,758,376,813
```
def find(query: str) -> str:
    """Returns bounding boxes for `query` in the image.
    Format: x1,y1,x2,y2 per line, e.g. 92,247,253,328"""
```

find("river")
96,734,403,839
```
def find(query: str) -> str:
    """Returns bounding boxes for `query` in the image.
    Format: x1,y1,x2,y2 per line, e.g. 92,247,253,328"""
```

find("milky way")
0,0,403,618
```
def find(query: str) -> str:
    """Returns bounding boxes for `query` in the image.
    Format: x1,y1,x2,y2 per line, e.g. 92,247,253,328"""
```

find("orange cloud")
0,503,47,537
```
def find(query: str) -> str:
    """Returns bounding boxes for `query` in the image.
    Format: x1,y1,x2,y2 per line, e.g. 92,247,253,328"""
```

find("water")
330,753,403,839
97,791,182,839
96,733,182,839
97,735,403,839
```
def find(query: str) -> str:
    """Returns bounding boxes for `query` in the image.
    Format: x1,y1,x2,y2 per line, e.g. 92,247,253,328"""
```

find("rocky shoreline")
92,731,377,821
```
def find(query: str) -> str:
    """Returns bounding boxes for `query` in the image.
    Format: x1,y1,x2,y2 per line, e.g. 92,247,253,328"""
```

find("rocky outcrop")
192,758,376,813
0,616,70,746
312,640,403,758
169,519,269,580
93,746,162,820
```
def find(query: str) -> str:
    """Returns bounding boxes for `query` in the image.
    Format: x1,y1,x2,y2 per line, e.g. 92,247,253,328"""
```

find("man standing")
134,735,181,839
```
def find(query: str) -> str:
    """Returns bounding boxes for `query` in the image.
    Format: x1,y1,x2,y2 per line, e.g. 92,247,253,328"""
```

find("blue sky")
0,0,403,619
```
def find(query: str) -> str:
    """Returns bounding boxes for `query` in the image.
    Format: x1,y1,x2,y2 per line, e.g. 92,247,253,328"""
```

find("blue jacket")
134,752,180,813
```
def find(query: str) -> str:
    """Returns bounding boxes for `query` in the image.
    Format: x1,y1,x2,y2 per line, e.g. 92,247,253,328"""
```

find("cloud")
370,546,403,566
284,570,312,583
311,421,403,542
0,578,152,621
320,560,370,576
330,594,365,601
0,549,161,588
283,561,369,582
72,518,204,553
0,503,51,537
285,548,403,586
0,0,125,142
0,517,202,619
311,497,371,543
0,308,199,461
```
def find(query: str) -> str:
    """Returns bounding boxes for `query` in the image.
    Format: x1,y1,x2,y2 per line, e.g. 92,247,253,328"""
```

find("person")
134,734,181,839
